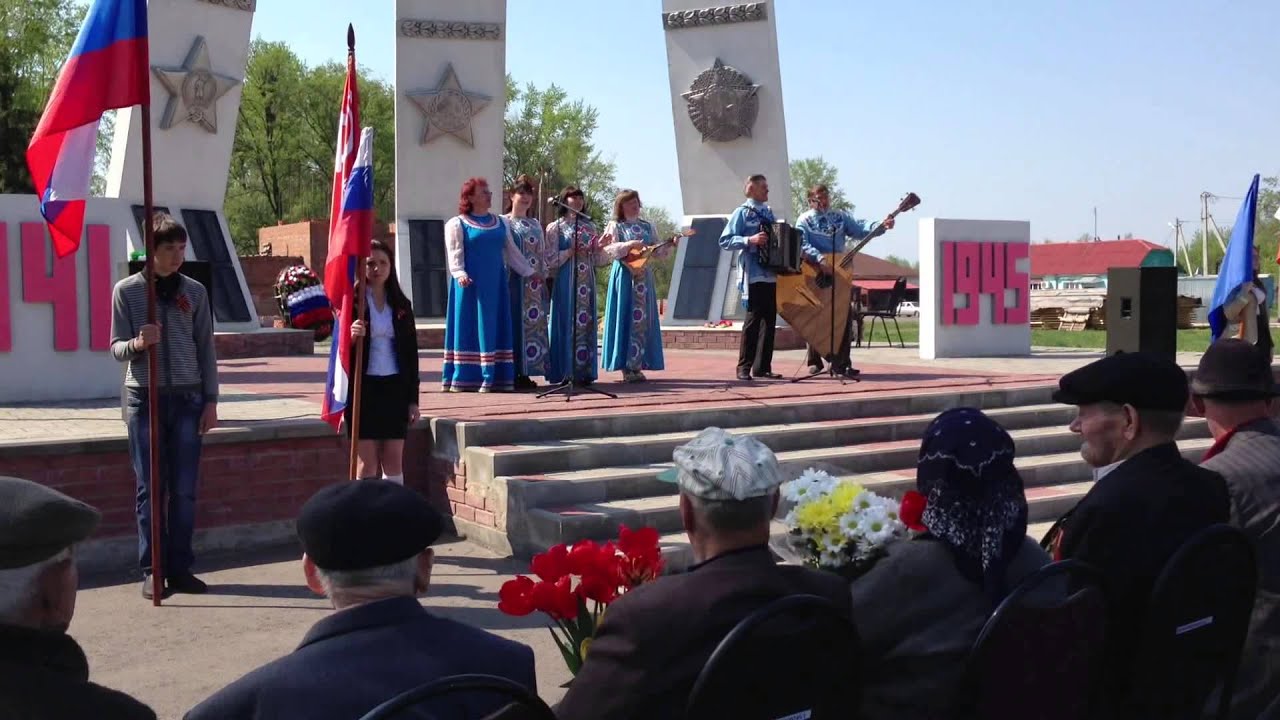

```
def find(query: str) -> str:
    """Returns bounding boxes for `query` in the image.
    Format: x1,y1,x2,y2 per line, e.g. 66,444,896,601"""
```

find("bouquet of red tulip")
498,525,664,675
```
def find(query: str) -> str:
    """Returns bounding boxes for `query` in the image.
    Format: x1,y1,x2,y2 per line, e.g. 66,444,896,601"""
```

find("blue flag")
1208,174,1260,342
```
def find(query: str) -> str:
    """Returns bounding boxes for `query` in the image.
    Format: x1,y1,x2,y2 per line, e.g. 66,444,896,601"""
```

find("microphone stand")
793,207,858,385
537,196,617,402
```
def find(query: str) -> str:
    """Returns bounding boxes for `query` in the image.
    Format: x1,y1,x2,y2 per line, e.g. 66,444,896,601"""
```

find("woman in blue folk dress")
504,175,551,390
600,189,677,383
544,186,608,386
442,177,535,393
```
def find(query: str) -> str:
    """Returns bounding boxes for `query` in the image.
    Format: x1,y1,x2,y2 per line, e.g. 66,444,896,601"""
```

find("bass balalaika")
752,213,804,275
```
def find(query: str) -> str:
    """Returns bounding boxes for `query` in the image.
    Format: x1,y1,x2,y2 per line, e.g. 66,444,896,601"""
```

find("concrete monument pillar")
659,1,791,325
918,218,1032,359
393,0,507,319
105,0,258,331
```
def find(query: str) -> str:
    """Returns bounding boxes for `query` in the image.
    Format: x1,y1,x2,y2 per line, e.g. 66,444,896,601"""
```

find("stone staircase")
447,384,1213,569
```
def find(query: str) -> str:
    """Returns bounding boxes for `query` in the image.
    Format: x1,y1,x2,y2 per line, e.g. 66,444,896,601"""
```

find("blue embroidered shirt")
796,208,879,264
719,200,778,299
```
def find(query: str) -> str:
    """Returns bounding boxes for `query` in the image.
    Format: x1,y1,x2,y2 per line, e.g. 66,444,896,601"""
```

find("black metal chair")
955,560,1108,720
863,277,908,348
1122,524,1257,720
356,673,555,720
685,593,860,719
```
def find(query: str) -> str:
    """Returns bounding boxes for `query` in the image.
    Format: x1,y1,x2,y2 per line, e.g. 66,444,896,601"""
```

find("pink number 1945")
0,222,113,353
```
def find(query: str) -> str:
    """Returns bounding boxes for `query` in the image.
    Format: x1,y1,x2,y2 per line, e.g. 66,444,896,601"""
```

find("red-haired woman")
442,177,536,392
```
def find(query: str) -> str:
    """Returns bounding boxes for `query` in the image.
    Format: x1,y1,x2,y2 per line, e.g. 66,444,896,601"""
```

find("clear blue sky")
252,0,1279,262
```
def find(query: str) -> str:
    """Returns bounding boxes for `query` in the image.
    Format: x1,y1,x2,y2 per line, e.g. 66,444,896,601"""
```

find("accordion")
758,221,803,275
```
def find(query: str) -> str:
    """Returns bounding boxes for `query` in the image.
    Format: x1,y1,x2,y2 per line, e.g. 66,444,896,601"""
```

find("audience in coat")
851,408,1055,719
0,476,155,720
554,427,854,720
1193,339,1280,720
185,480,536,720
1042,351,1230,709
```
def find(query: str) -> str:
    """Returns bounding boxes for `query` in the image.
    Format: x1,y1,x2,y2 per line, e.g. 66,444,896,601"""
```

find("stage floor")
0,345,1149,446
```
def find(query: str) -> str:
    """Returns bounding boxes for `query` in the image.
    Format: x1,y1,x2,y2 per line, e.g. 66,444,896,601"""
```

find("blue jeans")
126,388,204,577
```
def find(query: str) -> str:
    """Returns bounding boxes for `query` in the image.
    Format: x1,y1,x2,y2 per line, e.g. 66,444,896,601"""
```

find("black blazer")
555,545,854,720
0,624,155,720
185,596,536,720
1044,442,1229,703
352,299,420,405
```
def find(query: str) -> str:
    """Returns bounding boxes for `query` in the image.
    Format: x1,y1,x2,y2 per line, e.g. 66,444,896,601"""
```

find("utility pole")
1201,192,1212,276
1172,218,1191,273
1093,207,1098,241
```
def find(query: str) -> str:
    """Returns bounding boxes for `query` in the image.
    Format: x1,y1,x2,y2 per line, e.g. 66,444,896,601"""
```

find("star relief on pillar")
152,36,242,134
681,58,760,143
406,63,492,148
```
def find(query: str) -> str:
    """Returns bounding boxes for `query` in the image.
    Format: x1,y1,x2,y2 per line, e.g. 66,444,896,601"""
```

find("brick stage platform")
412,323,805,352
0,346,1074,570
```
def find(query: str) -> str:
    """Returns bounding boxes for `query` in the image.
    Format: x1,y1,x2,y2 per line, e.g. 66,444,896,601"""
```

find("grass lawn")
874,319,1213,353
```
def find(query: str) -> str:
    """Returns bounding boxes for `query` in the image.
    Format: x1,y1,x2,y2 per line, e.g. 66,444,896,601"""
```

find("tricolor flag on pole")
321,127,375,430
26,0,149,258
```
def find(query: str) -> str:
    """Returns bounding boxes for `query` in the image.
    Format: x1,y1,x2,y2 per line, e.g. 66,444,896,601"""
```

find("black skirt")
345,375,410,440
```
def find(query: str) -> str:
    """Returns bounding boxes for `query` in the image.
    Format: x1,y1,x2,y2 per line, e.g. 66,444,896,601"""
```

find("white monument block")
918,218,1032,359
0,196,136,402
106,0,257,331
660,1,791,325
394,0,506,318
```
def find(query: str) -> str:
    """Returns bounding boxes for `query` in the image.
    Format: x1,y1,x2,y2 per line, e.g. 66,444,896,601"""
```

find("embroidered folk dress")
545,216,606,384
601,219,669,374
442,213,535,392
505,214,551,378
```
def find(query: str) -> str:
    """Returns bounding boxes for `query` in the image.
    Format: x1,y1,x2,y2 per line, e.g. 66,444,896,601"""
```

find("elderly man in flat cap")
1041,351,1229,708
0,477,156,720
185,480,535,720
1191,339,1280,720
556,427,854,720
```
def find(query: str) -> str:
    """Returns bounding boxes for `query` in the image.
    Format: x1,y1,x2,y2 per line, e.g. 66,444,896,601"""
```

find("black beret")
1191,339,1277,399
0,476,100,570
296,481,443,571
1052,351,1189,412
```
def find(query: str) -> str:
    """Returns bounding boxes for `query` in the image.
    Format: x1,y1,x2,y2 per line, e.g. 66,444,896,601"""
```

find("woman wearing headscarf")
850,407,1056,719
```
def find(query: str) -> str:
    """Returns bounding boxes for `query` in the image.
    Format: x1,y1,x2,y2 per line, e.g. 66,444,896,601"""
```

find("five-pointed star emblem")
681,58,761,143
152,36,242,134
406,63,492,147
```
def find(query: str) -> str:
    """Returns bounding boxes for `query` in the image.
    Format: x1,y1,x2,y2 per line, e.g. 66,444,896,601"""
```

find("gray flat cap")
0,476,100,569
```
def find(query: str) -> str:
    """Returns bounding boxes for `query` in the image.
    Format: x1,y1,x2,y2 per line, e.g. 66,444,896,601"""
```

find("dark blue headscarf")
917,407,1028,604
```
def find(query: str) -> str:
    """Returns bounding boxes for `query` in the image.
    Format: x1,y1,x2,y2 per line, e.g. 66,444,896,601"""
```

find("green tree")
0,0,85,193
503,76,616,226
789,157,852,219
882,254,919,271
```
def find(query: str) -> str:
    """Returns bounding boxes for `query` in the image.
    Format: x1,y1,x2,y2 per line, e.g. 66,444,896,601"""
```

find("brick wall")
214,329,313,359
238,255,304,319
661,326,802,351
258,221,327,269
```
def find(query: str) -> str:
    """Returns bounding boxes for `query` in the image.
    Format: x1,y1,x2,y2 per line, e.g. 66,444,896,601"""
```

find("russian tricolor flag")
321,127,375,431
26,0,149,258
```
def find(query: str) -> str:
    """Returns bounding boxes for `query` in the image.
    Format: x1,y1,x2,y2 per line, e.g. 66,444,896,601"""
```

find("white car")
895,301,919,318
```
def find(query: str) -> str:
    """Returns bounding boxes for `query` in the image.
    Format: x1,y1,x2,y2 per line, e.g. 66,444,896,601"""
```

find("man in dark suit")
0,476,156,720
1192,339,1280,720
1041,352,1230,708
185,481,536,720
555,428,855,720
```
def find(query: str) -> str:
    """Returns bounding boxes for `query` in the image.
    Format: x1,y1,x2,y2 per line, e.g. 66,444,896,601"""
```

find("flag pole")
344,25,368,481
141,97,163,607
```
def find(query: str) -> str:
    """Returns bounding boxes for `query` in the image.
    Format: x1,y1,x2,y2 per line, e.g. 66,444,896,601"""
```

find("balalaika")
757,219,804,275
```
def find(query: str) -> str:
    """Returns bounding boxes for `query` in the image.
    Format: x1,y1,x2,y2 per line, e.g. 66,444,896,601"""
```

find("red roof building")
1030,239,1175,289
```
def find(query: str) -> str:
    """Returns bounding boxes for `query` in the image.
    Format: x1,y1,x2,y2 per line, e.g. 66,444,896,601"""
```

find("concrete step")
467,403,1082,485
433,383,1058,459
504,420,1210,512
521,438,1214,551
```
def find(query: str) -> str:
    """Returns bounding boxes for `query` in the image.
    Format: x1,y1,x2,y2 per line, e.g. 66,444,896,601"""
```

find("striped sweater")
109,273,218,399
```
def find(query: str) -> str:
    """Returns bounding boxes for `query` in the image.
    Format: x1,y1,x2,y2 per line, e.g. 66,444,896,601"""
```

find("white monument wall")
394,0,506,316
918,218,1032,359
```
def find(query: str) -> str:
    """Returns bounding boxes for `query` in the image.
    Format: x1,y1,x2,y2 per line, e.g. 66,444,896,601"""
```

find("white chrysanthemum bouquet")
777,467,908,576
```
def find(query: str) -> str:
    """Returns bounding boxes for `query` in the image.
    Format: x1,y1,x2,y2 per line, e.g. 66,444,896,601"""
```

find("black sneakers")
141,573,208,598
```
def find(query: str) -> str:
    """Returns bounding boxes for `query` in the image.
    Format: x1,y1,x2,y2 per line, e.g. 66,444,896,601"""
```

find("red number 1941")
0,222,113,353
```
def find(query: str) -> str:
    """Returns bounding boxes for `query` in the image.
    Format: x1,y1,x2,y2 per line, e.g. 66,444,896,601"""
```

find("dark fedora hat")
1191,339,1278,399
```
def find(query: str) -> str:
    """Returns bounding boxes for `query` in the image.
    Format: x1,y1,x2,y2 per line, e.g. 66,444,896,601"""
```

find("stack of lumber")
1031,290,1105,332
